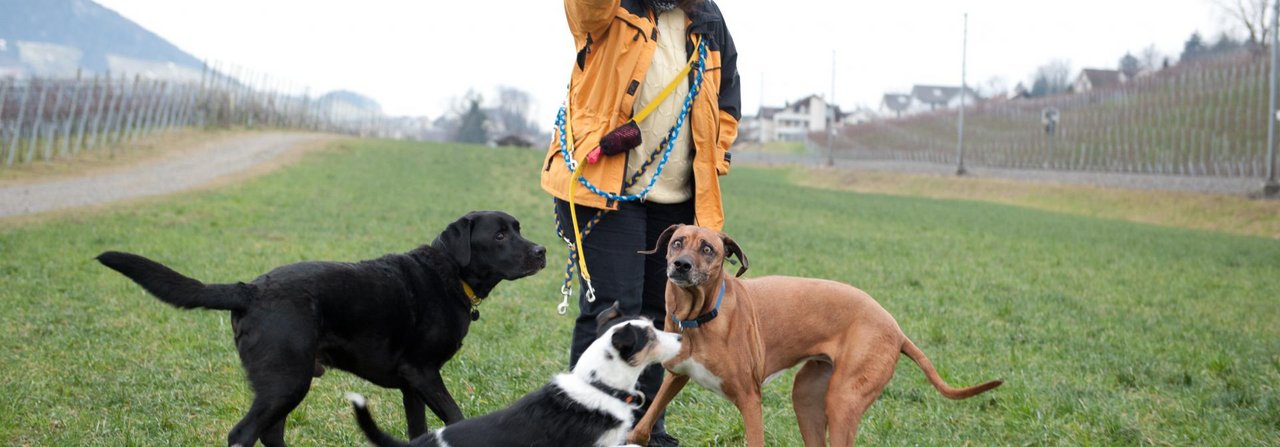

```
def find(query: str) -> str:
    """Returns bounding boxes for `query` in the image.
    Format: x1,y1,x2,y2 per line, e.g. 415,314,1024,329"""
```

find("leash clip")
560,281,576,313
584,281,597,303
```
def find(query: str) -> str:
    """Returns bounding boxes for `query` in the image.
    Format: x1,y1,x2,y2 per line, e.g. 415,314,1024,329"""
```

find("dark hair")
679,0,703,12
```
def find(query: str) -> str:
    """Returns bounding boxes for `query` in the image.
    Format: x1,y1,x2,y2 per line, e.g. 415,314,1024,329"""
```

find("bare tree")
1139,45,1163,71
448,89,481,115
493,86,536,137
1031,59,1073,96
980,76,1009,99
1212,0,1272,50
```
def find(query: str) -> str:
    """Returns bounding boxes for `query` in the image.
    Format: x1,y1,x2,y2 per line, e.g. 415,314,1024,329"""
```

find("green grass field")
2,139,1278,446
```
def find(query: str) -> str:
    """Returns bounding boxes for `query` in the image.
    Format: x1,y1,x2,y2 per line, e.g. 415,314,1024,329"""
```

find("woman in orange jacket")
541,0,740,445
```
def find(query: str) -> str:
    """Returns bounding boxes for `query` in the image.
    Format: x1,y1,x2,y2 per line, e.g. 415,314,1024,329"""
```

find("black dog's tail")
346,393,412,447
96,251,252,312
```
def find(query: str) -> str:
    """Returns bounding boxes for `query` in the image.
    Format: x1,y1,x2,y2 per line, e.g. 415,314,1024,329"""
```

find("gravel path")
0,132,334,218
733,152,1269,196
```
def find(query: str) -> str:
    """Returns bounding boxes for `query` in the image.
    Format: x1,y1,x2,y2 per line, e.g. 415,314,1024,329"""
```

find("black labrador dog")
96,211,546,447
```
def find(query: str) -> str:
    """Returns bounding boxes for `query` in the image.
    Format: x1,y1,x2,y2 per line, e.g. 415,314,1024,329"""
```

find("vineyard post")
0,80,7,164
73,75,95,154
61,72,81,156
1265,0,1279,196
956,13,969,175
45,81,65,160
26,79,49,163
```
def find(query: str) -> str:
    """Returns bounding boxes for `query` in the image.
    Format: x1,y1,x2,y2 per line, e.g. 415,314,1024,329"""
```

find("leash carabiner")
584,280,597,303
557,288,571,315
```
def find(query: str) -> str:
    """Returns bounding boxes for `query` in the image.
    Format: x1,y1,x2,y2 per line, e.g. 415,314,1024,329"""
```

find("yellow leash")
633,35,701,124
564,100,594,284
562,35,703,303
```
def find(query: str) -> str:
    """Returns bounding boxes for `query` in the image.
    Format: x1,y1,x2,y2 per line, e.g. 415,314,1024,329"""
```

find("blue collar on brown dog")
671,279,725,331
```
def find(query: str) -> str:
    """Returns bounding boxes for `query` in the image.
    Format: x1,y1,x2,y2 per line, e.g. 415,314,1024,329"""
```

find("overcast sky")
95,0,1233,123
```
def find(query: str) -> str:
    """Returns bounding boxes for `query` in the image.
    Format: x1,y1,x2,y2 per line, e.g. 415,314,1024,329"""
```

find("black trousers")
556,198,694,431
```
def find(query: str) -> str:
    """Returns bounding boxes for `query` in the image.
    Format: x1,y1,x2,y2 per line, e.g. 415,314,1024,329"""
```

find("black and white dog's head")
572,318,682,394
432,211,546,295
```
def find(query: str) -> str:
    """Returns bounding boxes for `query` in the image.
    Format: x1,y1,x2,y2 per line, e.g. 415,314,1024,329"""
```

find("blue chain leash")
553,37,707,315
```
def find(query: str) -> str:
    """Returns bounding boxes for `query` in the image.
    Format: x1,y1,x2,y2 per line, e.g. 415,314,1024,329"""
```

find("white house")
1072,69,1125,93
880,93,914,118
742,95,843,143
911,85,977,110
879,85,978,119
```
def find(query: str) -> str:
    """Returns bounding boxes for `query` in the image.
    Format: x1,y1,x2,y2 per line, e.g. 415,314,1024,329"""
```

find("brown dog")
627,224,1002,446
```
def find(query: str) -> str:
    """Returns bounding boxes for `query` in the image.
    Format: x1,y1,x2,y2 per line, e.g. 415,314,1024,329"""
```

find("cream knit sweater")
624,8,692,203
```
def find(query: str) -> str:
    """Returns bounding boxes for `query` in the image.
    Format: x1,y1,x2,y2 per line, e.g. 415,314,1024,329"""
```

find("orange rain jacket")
540,0,741,231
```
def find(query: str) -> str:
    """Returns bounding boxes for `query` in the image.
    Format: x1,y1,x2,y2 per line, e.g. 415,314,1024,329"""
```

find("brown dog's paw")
626,430,650,445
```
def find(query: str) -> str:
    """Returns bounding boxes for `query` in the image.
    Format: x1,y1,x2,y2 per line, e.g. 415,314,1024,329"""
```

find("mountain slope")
0,0,202,74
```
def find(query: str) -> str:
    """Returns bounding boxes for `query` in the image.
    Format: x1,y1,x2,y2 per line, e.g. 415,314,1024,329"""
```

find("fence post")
26,79,49,164
89,74,109,150
6,80,29,166
141,80,161,138
123,75,143,144
0,80,8,162
43,81,65,160
137,79,156,139
62,73,81,156
100,74,117,150
178,83,195,128
155,82,174,132
111,74,133,146
163,82,182,131
73,75,95,154
146,81,167,136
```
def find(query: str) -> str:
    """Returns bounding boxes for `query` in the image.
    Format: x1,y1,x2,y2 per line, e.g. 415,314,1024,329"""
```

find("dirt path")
0,132,337,219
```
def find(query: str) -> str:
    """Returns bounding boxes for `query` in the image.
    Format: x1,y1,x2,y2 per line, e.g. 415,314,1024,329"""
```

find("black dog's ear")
721,232,749,277
610,323,643,365
638,224,681,256
595,301,625,334
433,214,473,268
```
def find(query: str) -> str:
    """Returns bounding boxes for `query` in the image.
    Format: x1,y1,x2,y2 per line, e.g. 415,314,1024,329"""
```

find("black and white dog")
347,319,681,447
96,211,546,447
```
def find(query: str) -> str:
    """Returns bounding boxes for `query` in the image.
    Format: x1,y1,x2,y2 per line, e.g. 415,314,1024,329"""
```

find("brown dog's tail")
901,339,1003,400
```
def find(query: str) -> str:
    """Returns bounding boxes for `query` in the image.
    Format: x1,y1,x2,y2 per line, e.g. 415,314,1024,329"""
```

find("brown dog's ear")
721,233,749,277
638,224,682,256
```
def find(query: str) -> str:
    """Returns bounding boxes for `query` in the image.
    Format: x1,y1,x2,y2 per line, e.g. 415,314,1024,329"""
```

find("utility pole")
827,50,836,167
956,13,969,176
1266,0,1279,197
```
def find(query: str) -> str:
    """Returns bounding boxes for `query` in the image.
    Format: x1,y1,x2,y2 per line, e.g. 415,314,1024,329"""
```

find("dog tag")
470,308,480,321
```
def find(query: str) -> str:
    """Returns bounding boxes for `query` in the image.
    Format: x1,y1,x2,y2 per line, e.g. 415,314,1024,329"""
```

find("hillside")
0,0,202,77
838,52,1271,178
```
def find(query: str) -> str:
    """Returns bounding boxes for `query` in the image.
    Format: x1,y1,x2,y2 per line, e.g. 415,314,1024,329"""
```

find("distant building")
880,93,913,118
842,106,877,125
741,95,844,143
877,85,978,118
910,85,978,111
1072,69,1125,93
